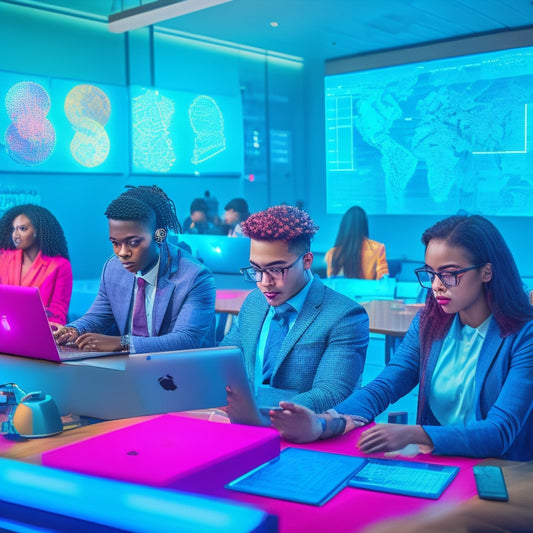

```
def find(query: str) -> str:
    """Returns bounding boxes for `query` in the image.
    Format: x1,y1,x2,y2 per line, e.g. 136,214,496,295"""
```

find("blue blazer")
69,243,216,353
221,277,369,413
335,313,533,461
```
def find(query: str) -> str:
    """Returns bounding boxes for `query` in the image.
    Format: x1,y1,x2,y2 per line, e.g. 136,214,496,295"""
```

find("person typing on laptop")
54,185,216,354
0,204,72,326
220,205,369,421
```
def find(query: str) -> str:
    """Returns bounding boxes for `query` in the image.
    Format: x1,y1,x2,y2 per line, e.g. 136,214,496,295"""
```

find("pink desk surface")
220,426,480,533
2,414,481,533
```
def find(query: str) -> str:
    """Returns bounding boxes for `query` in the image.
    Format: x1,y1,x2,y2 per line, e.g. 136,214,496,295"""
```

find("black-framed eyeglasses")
415,264,485,289
240,254,305,283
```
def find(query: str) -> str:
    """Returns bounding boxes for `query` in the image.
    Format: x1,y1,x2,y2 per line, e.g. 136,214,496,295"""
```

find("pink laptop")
0,284,126,362
43,414,280,497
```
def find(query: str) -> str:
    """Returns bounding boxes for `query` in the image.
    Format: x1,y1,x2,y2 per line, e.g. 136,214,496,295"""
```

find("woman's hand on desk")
358,423,434,455
76,333,122,352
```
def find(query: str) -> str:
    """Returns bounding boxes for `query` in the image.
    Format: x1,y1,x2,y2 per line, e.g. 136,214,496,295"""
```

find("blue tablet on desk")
348,458,460,499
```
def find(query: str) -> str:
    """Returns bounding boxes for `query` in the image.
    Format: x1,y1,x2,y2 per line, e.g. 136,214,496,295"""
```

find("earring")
154,228,167,243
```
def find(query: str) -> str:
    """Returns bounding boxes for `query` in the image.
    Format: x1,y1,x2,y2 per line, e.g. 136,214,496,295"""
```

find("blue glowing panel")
0,71,126,173
132,88,176,172
130,86,243,175
64,85,111,168
4,81,55,165
325,46,533,216
189,95,226,164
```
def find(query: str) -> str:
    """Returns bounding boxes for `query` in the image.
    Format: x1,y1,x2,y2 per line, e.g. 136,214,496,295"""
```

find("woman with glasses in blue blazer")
270,214,533,461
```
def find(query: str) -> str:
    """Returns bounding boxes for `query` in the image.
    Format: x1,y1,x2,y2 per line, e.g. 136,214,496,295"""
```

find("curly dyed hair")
0,204,69,259
241,205,319,254
419,214,533,355
104,185,181,234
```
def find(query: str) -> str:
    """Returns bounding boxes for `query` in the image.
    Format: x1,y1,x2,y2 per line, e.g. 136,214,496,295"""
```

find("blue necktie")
131,277,149,337
263,303,294,384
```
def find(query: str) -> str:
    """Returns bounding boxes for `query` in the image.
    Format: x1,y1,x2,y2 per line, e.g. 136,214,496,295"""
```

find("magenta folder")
42,414,280,497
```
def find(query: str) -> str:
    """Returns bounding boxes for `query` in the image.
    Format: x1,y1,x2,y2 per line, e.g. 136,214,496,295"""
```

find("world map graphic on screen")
325,46,533,216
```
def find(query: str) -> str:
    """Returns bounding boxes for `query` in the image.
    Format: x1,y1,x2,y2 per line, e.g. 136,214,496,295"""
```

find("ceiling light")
108,0,232,33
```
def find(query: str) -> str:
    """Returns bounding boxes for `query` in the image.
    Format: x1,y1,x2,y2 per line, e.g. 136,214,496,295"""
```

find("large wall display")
0,72,244,175
325,46,533,216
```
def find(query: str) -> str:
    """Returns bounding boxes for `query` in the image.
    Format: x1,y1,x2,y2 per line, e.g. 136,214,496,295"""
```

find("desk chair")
322,276,396,302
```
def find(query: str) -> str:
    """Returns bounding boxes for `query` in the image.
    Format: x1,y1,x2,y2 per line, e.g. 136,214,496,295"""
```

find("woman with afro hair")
0,204,72,325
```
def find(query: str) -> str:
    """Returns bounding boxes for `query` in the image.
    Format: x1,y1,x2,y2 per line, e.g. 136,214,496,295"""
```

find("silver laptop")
0,284,127,362
0,346,265,423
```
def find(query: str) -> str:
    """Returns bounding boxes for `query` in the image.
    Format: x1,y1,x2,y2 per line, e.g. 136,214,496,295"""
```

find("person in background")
220,197,250,237
182,198,212,234
271,214,533,461
220,205,369,420
325,205,389,279
0,204,72,325
203,190,220,225
54,185,216,354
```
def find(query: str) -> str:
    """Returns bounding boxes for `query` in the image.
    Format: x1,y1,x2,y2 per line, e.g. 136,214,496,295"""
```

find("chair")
322,276,396,302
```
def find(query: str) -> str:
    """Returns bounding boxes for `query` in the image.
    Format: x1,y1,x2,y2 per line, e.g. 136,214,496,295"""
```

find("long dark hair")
419,215,533,355
0,204,70,259
331,206,369,277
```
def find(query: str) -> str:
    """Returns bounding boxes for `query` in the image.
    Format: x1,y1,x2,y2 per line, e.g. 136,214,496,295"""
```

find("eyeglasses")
415,264,485,289
240,254,305,283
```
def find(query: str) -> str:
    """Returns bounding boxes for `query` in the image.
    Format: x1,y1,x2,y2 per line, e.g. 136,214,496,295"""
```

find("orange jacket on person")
0,248,73,325
325,238,389,280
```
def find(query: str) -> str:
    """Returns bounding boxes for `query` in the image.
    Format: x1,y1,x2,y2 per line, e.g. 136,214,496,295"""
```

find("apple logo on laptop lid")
158,374,177,391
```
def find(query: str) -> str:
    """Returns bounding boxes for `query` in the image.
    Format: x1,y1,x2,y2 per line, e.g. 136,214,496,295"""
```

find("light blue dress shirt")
429,314,492,425
254,276,314,388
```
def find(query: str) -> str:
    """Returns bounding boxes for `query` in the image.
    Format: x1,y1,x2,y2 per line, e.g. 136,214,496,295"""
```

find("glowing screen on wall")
132,88,176,173
5,81,55,166
64,85,111,168
130,85,242,175
0,71,126,173
325,46,533,216
189,95,226,164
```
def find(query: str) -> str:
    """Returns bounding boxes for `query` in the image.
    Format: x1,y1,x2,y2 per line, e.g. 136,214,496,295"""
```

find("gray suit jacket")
221,277,369,412
69,243,216,353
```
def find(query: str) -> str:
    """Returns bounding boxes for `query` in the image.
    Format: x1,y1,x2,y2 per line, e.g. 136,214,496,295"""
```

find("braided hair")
0,204,70,259
104,185,181,234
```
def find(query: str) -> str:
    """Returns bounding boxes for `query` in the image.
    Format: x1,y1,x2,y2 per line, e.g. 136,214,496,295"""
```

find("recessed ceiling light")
270,21,279,27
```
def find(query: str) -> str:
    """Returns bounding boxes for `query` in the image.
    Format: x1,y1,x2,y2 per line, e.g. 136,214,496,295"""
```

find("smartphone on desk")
473,465,509,502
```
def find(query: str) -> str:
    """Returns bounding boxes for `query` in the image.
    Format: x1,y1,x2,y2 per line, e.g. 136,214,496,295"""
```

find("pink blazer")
0,249,73,325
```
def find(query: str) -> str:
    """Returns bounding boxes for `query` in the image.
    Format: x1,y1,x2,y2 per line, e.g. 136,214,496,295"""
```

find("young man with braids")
55,185,216,354
220,205,369,421
0,204,72,325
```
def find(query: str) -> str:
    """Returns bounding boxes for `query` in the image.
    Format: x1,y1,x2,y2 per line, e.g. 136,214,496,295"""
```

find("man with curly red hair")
220,205,369,422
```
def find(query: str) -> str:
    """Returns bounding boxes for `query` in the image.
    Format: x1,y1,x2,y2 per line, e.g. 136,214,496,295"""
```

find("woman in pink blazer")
0,204,72,325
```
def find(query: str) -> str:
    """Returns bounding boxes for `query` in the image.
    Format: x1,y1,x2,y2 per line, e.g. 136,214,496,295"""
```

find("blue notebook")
226,448,460,505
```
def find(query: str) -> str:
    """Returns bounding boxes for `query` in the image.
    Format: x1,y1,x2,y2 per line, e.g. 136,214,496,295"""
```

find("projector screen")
325,45,533,216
